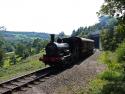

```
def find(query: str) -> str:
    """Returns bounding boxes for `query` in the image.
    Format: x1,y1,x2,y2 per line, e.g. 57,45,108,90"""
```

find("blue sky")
0,0,104,35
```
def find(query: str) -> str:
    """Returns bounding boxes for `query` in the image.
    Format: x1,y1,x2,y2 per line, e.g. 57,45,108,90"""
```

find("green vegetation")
78,0,125,93
0,0,125,93
0,53,45,82
116,42,125,62
0,32,48,66
0,31,49,41
0,30,49,82
79,79,107,94
79,41,125,94
0,29,69,82
70,13,123,51
0,48,5,67
99,0,125,51
0,31,49,55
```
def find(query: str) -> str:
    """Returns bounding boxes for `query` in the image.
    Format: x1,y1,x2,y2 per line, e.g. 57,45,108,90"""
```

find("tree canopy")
99,0,125,24
98,0,125,51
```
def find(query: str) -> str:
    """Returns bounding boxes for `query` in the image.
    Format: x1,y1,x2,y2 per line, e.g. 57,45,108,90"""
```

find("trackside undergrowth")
0,53,45,83
79,41,125,94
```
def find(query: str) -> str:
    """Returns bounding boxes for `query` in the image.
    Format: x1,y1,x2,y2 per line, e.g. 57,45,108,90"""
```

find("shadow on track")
35,52,95,79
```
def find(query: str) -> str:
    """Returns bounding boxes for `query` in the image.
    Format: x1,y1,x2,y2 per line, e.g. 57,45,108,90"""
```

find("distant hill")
0,31,50,41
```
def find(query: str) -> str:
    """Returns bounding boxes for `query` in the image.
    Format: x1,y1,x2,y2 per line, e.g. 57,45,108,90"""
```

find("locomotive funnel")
50,34,55,42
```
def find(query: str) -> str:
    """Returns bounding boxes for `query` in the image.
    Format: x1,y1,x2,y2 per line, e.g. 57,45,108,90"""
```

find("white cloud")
0,0,104,35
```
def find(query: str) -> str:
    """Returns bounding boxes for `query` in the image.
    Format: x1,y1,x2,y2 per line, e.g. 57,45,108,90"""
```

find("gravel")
13,50,105,94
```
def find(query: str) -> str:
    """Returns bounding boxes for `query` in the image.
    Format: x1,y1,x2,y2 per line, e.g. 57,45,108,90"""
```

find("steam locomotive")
39,34,94,66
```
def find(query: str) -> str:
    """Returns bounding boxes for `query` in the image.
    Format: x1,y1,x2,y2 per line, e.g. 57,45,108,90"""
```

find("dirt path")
14,50,105,94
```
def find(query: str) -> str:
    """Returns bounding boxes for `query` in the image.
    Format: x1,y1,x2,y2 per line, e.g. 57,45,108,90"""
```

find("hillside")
0,31,50,41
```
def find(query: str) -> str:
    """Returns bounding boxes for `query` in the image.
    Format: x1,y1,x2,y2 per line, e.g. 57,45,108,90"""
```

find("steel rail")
0,67,52,94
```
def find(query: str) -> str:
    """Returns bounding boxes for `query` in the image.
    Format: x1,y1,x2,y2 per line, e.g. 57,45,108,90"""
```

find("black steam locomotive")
39,34,94,66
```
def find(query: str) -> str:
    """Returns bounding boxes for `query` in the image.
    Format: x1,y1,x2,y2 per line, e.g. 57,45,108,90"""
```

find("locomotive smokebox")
50,34,55,42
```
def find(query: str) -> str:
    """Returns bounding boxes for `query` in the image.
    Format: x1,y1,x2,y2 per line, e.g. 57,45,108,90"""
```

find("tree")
71,27,87,37
15,44,24,57
32,38,40,48
0,39,4,48
42,40,48,48
32,38,44,54
99,0,125,29
99,0,125,51
0,26,7,31
10,55,16,65
71,30,76,37
100,28,117,51
58,31,66,38
0,48,5,67
15,44,31,59
99,0,125,17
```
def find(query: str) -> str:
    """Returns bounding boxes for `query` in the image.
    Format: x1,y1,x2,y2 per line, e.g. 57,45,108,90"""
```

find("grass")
78,51,125,94
99,70,123,81
76,77,107,94
0,53,46,83
5,52,14,59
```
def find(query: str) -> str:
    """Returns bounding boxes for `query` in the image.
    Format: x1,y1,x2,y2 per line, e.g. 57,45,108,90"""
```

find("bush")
79,49,125,94
82,79,107,94
99,51,121,71
116,41,125,62
0,48,5,67
99,70,123,81
0,53,45,81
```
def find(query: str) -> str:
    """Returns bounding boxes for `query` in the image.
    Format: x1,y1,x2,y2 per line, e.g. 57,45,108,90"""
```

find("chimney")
50,34,55,42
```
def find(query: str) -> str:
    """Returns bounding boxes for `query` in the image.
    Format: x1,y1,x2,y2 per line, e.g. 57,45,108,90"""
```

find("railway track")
0,67,54,94
0,55,90,94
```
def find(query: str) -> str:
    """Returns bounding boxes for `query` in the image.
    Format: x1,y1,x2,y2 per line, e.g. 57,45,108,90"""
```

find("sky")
0,0,104,35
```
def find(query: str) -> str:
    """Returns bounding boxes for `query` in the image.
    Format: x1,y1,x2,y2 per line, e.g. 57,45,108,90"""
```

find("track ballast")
0,67,53,94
